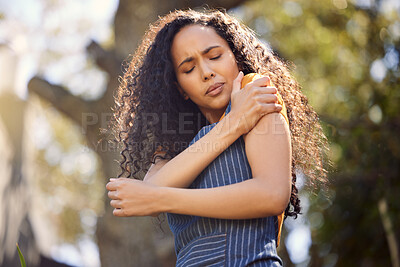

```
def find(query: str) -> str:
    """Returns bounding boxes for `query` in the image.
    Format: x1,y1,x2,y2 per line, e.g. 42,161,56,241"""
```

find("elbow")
265,195,289,216
259,182,291,216
274,194,290,215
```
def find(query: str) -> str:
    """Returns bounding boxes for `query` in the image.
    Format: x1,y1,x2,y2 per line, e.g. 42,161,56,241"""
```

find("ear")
175,82,189,100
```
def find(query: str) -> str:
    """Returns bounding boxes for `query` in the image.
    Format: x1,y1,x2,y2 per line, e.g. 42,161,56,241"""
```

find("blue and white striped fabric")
166,100,283,266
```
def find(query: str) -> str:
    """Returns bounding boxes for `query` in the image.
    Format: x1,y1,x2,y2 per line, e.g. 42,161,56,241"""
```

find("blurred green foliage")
240,0,399,265
28,97,104,244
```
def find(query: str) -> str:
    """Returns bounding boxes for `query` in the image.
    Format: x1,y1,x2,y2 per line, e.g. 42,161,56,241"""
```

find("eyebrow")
178,45,222,69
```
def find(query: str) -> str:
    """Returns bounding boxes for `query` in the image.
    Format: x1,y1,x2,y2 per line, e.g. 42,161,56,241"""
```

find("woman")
107,9,327,266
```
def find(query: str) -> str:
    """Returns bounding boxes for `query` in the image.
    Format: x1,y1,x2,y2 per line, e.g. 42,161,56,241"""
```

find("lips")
206,82,224,95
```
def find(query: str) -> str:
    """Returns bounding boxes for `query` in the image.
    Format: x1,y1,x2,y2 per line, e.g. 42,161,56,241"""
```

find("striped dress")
166,97,285,266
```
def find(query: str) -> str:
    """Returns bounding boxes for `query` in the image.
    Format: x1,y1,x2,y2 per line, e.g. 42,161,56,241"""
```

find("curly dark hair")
113,8,328,219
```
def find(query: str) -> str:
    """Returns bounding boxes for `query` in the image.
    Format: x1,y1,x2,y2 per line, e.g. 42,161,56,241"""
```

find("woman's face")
171,24,240,124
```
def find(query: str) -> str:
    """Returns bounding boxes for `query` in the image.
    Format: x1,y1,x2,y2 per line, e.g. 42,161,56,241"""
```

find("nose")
200,62,215,81
204,72,215,81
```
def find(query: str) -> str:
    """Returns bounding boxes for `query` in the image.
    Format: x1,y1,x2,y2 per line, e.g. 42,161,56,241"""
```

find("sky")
0,0,118,100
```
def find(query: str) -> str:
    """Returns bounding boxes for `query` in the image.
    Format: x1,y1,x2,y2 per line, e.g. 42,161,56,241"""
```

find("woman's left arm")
107,112,291,219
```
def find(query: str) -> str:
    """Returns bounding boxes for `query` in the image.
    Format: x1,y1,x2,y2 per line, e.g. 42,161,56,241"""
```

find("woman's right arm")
144,72,281,188
144,110,244,188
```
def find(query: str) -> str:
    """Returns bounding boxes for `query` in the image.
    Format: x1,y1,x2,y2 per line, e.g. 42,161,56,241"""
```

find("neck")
199,106,226,124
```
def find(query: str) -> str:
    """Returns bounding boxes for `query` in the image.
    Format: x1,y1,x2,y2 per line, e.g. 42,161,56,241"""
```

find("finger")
249,76,271,87
251,86,278,96
261,103,282,115
265,86,277,94
256,93,279,104
106,181,118,191
112,177,130,182
110,199,122,209
107,190,120,200
231,71,244,95
113,208,125,217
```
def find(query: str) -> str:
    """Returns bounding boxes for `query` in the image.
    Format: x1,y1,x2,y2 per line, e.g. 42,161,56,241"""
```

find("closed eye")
184,67,194,74
210,55,221,60
184,54,221,74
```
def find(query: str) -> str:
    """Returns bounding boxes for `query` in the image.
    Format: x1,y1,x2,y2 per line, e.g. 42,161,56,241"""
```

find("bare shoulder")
242,111,292,204
243,112,290,142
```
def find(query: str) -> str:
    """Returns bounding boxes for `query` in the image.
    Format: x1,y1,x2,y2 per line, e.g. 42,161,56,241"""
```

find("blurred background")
0,0,398,266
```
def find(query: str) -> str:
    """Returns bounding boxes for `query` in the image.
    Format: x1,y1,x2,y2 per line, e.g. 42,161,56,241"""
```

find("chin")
210,95,230,110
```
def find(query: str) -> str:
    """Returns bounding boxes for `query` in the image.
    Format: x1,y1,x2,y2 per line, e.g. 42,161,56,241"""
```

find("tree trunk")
0,45,40,267
0,92,40,266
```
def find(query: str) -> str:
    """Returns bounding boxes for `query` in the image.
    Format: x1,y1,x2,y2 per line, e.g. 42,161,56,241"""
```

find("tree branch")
378,197,400,267
86,40,121,76
27,77,91,125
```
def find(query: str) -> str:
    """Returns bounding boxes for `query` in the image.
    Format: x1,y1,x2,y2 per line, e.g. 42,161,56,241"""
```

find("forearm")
159,178,288,219
144,113,242,188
